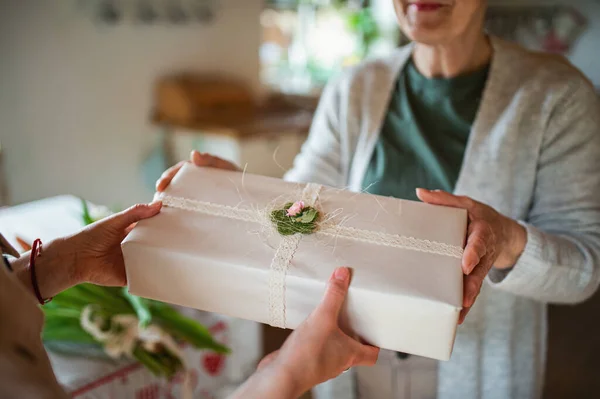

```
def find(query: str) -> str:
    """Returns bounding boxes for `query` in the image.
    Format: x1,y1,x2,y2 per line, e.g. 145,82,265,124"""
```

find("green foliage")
80,198,96,226
346,7,380,57
43,284,229,379
122,288,152,328
271,202,320,236
48,200,229,379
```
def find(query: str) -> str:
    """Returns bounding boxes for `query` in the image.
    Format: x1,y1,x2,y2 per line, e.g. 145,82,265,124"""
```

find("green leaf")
133,345,173,377
271,204,319,235
150,303,230,354
41,280,226,378
294,207,318,224
42,307,81,319
122,289,152,328
50,293,91,310
43,315,84,330
54,284,132,314
77,284,133,313
270,209,287,222
43,325,96,344
81,198,95,226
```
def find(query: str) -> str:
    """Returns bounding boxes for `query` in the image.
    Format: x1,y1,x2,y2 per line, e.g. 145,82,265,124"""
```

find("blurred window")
261,0,402,94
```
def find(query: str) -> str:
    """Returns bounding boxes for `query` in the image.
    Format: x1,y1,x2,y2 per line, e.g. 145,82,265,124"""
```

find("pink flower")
286,201,305,216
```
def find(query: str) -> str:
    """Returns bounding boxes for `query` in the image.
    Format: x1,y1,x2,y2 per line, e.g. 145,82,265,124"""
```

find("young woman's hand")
14,202,162,300
232,267,379,399
69,201,163,286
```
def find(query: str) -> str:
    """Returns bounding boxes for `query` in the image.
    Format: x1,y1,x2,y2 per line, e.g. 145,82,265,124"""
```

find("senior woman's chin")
394,0,485,45
395,2,455,42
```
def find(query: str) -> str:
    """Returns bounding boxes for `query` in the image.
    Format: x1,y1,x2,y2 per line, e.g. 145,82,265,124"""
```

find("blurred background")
0,0,599,398
1,0,598,208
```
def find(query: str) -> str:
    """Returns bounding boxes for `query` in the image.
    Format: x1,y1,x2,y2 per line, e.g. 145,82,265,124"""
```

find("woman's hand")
232,267,379,399
14,202,162,301
69,201,163,287
416,189,527,323
156,150,239,193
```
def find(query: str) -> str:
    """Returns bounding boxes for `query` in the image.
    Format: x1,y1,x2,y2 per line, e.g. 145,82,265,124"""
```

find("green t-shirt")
362,59,489,201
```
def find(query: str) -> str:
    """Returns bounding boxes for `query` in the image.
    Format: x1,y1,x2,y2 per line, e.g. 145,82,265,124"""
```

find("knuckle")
469,236,487,252
348,351,361,368
484,222,495,238
129,204,146,214
461,196,476,209
327,281,346,298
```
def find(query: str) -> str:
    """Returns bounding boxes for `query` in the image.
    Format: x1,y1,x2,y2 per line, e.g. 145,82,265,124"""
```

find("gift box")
123,165,467,360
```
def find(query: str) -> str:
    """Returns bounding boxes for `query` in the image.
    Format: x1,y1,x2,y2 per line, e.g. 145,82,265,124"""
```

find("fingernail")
334,267,349,281
192,151,202,163
463,262,475,275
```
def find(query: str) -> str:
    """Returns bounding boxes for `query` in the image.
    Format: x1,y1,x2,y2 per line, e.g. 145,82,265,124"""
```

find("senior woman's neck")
412,33,492,78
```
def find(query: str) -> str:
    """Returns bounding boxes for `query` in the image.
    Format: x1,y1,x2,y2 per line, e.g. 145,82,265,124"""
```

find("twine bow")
80,306,193,399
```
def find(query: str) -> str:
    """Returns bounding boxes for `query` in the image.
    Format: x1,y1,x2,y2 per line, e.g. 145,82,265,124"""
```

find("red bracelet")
30,239,52,305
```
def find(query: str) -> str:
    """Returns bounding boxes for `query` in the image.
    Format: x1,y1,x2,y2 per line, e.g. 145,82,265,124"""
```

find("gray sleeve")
284,76,346,187
487,79,600,304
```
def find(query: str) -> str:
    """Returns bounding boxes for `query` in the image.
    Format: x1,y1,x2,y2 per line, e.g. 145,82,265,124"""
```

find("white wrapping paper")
123,165,467,360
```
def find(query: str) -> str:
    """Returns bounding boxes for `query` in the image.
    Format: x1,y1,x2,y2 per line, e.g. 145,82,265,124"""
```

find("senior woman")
287,0,600,397
158,0,600,398
1,203,378,398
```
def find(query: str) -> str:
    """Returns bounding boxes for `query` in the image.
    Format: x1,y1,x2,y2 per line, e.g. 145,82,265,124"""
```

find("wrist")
48,237,80,287
496,219,527,269
268,361,307,398
231,362,305,399
16,238,79,299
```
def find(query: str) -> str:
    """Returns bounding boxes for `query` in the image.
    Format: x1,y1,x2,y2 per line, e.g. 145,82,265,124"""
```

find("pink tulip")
286,201,305,216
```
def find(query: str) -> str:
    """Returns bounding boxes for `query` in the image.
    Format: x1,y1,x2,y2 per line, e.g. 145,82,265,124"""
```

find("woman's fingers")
458,306,471,324
156,161,186,192
109,201,163,231
459,241,495,324
463,253,494,308
317,267,351,320
351,341,380,367
192,150,240,171
156,151,241,193
415,188,475,210
463,220,493,274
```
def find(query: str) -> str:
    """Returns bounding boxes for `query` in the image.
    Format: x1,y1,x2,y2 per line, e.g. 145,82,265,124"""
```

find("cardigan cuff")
486,222,546,290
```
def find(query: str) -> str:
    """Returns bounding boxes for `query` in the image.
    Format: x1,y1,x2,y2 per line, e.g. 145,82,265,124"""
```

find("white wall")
569,1,600,88
0,0,262,207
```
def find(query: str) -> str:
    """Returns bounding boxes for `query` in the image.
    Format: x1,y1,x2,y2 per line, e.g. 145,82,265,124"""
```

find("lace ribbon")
266,183,323,328
157,188,463,328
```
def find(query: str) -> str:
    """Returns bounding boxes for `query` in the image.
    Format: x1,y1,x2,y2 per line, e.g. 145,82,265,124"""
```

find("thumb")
109,201,162,230
352,342,380,367
318,267,351,319
192,150,241,171
416,188,471,209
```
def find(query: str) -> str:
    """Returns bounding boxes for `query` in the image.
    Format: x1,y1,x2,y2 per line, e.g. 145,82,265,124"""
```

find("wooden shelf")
153,93,316,139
